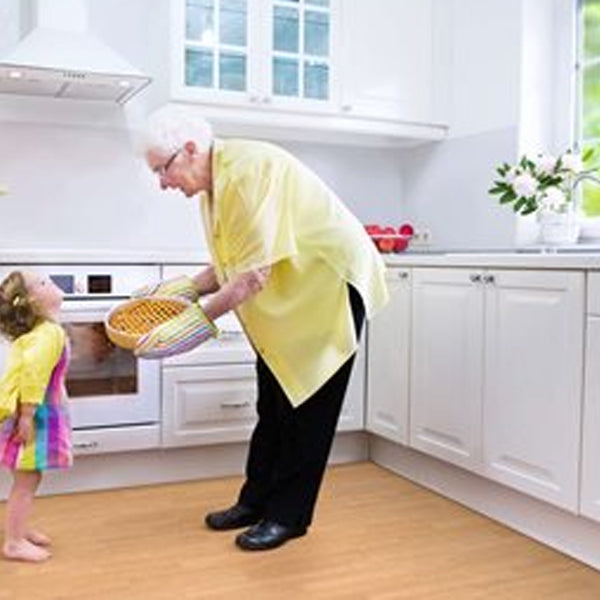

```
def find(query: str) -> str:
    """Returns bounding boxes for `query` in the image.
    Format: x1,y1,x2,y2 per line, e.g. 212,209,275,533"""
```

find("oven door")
60,299,160,429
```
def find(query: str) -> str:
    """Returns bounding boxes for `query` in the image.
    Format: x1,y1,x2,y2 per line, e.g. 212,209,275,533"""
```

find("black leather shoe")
235,520,307,550
205,504,261,531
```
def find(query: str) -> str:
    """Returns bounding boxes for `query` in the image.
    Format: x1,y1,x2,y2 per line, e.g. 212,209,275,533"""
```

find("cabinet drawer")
162,364,257,447
588,272,600,315
72,425,160,455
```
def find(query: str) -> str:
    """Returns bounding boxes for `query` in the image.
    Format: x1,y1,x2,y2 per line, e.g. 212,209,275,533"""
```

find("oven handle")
60,299,124,315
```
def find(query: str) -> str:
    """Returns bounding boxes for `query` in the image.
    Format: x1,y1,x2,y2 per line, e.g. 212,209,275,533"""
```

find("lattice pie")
105,297,190,350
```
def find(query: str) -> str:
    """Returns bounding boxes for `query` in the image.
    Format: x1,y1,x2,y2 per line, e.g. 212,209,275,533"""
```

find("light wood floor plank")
1,462,599,599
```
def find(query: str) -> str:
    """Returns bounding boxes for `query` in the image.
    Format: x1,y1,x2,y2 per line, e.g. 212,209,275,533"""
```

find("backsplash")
0,121,407,254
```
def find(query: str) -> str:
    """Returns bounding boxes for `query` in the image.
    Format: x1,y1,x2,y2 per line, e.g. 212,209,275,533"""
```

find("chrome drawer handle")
469,273,482,283
74,441,99,450
218,331,244,339
220,401,251,409
483,274,495,284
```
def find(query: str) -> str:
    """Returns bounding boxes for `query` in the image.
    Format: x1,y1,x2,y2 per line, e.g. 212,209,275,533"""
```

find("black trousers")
238,285,365,529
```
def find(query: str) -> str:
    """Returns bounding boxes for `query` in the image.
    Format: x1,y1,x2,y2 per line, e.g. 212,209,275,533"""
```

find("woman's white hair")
138,104,214,156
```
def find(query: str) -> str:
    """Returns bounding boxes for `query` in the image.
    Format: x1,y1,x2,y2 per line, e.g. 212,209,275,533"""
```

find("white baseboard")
369,436,600,571
0,432,368,499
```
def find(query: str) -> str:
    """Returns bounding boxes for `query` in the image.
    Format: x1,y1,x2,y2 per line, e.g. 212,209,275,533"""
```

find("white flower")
536,154,557,175
503,166,519,183
512,173,538,197
540,186,566,211
561,153,583,174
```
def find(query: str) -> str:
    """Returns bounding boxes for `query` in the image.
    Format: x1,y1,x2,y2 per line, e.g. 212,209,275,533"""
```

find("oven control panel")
0,265,161,299
51,273,114,295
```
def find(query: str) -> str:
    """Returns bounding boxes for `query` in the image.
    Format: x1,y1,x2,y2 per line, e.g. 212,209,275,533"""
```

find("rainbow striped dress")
0,321,72,471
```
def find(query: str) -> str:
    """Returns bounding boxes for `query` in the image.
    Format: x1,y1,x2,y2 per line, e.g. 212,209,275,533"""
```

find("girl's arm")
14,403,36,444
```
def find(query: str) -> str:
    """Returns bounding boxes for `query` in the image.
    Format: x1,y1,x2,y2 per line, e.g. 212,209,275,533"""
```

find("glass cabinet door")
270,0,333,102
183,0,249,93
171,0,338,111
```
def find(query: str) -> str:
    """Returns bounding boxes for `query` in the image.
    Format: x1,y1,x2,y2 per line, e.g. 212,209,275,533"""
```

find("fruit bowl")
364,223,414,254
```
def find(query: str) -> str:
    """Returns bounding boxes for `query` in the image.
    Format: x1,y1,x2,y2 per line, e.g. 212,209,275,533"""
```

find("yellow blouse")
0,321,65,420
200,139,389,407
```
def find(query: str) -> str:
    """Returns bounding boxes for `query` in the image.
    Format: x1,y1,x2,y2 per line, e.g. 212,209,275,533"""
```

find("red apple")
394,237,409,252
378,226,396,253
398,223,414,236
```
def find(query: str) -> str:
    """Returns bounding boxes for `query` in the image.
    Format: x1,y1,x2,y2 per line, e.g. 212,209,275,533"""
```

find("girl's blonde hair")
0,271,42,340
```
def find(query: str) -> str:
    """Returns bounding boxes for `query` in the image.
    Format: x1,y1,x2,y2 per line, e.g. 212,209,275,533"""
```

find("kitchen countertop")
2,248,600,270
0,248,211,265
385,248,600,270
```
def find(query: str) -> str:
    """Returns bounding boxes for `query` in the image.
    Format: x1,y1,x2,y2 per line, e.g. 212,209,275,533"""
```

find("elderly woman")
136,105,389,551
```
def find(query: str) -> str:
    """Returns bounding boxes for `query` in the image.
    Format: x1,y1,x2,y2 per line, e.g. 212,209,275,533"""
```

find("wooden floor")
1,462,599,599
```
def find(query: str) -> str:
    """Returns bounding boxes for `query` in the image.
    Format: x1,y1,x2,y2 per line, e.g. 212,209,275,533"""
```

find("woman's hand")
131,275,201,302
135,303,218,359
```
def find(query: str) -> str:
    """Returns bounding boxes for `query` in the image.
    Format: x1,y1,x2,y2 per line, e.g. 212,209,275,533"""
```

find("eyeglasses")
154,149,181,178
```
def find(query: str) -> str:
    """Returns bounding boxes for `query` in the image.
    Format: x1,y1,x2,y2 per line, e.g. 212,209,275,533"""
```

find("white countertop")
0,249,211,265
2,248,600,270
385,250,600,270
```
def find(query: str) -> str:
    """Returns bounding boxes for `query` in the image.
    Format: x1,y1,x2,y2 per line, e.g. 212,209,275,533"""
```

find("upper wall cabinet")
170,0,339,113
168,0,448,145
339,0,441,126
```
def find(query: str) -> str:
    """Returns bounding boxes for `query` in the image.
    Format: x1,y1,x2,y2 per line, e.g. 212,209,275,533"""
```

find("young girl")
0,271,72,562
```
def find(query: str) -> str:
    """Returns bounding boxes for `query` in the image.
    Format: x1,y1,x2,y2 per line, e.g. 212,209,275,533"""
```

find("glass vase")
537,205,581,249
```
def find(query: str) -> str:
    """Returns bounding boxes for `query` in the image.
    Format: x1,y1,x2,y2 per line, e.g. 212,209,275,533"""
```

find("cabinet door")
338,334,366,432
581,316,600,522
263,0,339,112
162,364,257,447
410,268,484,471
366,268,411,444
170,0,339,112
170,0,259,104
483,270,584,511
339,0,435,123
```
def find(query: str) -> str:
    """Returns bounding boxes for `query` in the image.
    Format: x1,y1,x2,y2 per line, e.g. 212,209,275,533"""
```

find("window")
578,0,600,215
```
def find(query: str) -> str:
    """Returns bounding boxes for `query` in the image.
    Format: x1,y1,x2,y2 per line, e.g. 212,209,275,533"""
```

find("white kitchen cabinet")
338,335,366,432
168,0,447,144
366,268,411,444
170,0,339,113
339,0,445,126
482,269,583,511
410,268,584,511
580,272,600,522
410,268,484,471
160,263,364,444
162,363,257,447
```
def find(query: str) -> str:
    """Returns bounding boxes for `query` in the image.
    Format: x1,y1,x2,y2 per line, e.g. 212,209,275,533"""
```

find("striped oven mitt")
135,303,218,359
131,275,200,303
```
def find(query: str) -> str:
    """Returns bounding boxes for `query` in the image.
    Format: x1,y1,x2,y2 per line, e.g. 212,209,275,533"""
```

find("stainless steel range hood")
0,0,151,104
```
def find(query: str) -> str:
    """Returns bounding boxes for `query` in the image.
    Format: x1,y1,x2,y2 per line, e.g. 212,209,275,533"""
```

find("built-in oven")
0,265,161,437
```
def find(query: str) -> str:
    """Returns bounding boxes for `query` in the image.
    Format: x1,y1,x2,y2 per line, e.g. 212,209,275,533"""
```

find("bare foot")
3,539,51,562
26,530,51,547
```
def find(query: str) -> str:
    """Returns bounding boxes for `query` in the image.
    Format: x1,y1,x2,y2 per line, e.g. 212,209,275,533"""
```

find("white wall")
0,0,571,254
402,0,570,250
0,0,405,254
400,0,523,250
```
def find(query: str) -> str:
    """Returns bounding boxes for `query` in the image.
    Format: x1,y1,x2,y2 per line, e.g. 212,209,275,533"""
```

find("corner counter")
385,250,600,270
